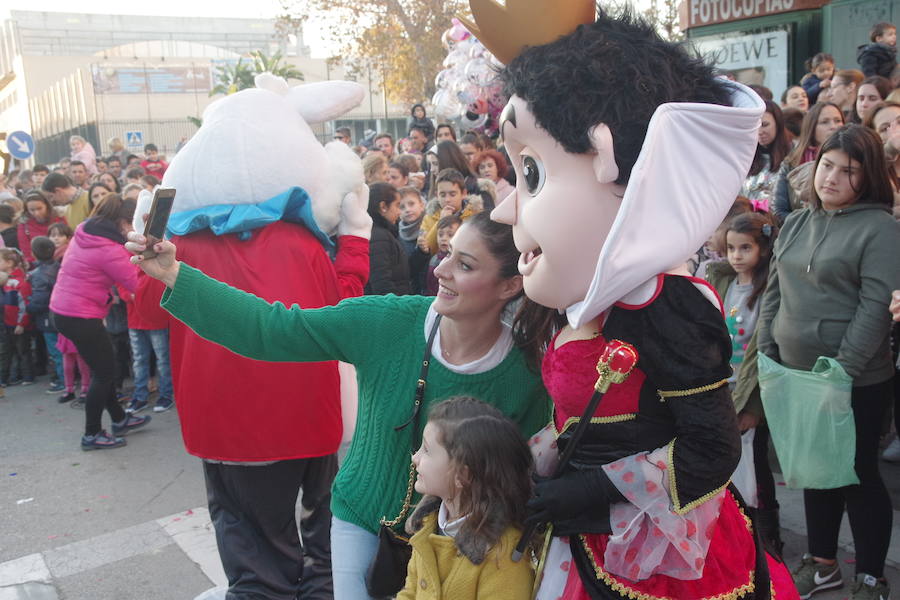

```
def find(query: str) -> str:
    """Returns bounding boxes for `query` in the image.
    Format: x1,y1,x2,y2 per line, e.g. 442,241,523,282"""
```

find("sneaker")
127,397,149,414
112,414,151,436
58,392,75,404
46,382,65,393
20,380,34,386
153,397,174,413
882,438,900,463
81,430,127,451
793,554,843,599
850,573,890,600
70,395,85,409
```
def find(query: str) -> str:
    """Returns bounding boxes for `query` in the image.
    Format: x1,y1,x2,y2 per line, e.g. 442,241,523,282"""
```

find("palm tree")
209,57,256,96
249,50,305,82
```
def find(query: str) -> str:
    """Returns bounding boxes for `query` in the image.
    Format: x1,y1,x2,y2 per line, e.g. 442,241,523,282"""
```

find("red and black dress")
533,275,798,600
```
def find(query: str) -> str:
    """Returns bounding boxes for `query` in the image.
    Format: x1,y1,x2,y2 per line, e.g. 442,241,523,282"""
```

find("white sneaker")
883,438,900,463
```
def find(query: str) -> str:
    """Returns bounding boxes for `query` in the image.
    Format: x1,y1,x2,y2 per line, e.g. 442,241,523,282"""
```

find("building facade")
0,10,409,167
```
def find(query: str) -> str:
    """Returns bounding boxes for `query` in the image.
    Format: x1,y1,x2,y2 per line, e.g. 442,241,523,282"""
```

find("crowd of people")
1,17,899,600
0,134,174,450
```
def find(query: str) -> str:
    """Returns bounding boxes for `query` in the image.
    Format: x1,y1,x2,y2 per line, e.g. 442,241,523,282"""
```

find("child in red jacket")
0,249,34,385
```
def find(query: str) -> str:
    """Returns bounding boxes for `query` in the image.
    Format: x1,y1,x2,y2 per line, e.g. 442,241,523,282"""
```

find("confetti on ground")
185,509,194,516
16,497,34,505
8,473,16,476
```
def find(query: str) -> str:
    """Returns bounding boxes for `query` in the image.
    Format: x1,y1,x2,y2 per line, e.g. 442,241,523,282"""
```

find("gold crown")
459,0,597,65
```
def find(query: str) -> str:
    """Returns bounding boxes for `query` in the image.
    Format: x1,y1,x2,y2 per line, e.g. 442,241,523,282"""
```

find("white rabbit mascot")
133,73,372,599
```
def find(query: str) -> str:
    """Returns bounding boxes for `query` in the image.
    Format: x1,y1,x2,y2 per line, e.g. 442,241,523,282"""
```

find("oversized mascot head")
134,73,365,239
462,0,764,327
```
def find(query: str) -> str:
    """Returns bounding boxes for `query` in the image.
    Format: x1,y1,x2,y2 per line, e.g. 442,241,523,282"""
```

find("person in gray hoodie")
757,124,900,600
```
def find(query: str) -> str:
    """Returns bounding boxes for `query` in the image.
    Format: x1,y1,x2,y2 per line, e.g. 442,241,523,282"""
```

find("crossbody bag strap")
382,313,443,527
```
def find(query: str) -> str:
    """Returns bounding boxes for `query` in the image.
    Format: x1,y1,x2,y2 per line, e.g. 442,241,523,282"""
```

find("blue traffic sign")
125,131,143,148
6,131,34,160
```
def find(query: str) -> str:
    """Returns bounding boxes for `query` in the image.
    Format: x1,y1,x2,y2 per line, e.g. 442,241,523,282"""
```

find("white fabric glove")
338,183,372,239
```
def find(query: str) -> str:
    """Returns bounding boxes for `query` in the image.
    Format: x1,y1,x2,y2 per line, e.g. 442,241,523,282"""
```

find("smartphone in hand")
142,188,176,258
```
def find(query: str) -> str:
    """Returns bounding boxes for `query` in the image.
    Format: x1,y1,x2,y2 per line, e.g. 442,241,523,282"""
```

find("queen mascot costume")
459,1,802,599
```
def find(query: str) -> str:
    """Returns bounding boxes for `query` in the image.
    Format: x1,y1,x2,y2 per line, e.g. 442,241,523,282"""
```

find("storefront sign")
692,30,790,100
683,0,828,29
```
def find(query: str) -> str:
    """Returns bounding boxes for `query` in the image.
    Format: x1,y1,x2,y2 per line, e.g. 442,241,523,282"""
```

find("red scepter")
512,339,639,562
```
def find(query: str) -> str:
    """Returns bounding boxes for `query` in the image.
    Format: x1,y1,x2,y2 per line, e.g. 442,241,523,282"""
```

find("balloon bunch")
431,18,507,138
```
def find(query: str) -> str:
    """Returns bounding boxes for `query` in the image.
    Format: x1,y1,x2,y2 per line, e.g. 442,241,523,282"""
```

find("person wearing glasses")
334,127,353,146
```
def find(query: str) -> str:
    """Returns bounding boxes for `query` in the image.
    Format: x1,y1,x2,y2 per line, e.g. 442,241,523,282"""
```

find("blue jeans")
128,328,173,402
330,517,380,600
42,332,63,383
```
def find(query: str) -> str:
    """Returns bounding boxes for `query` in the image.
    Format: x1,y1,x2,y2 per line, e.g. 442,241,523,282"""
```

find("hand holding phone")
142,188,176,259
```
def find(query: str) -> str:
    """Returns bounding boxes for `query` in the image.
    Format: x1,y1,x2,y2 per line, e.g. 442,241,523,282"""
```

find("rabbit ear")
287,81,366,125
254,72,290,95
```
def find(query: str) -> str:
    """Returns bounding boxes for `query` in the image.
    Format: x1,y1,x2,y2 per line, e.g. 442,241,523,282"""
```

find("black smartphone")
142,187,176,258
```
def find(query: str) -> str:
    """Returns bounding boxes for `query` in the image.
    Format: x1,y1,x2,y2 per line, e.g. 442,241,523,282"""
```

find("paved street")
2,377,899,599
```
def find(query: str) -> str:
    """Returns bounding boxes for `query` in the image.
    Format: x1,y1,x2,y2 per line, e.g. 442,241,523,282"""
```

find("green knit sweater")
162,264,551,534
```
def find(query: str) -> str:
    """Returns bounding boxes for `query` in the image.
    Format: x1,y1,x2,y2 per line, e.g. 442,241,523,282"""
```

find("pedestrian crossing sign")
126,131,143,148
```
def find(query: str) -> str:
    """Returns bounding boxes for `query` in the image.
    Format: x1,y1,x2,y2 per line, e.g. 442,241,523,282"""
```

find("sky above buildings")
2,0,337,57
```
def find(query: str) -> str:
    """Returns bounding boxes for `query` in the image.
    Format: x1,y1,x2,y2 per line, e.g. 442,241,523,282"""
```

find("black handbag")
365,315,441,598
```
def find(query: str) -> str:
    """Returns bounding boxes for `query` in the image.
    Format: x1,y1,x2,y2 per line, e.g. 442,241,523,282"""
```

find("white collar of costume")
566,80,765,328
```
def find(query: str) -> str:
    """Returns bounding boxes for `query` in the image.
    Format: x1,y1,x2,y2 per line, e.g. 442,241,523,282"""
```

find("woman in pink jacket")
50,193,150,450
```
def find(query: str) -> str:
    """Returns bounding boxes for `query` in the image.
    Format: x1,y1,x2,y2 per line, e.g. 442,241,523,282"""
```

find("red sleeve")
333,235,370,299
16,225,32,263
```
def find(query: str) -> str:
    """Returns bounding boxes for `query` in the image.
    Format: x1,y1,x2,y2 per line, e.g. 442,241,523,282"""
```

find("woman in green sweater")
127,212,550,600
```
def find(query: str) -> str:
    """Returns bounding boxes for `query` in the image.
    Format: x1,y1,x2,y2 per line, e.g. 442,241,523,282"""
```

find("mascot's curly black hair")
501,8,730,185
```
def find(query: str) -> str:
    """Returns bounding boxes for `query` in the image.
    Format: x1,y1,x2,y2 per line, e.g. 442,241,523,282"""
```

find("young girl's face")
399,194,424,223
814,149,862,210
437,223,460,254
758,112,777,147
26,200,48,223
0,257,16,273
91,186,109,206
726,231,761,278
49,229,68,248
856,84,883,121
783,86,809,112
814,61,834,81
814,106,844,146
412,423,457,500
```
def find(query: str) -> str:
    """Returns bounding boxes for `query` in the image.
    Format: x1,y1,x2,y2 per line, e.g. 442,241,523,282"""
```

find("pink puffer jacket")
50,220,138,319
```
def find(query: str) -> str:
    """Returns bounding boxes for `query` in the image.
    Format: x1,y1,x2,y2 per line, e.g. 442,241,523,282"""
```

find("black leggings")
804,378,893,577
52,313,126,436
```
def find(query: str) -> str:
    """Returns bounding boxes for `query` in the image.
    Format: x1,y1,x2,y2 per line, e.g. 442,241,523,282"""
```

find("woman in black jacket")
365,183,410,295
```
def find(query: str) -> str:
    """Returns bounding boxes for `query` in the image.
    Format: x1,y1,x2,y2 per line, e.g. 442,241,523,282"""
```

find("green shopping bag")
758,353,858,489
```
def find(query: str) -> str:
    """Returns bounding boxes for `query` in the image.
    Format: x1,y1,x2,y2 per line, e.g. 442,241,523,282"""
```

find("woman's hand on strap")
125,232,180,289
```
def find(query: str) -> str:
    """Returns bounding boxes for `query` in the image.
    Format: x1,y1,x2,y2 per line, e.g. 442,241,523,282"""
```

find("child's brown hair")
871,22,896,43
0,248,25,271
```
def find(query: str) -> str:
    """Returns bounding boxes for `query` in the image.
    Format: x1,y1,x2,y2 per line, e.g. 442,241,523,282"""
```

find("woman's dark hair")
140,174,161,188
501,8,730,185
23,191,54,223
471,149,510,180
48,222,73,240
90,193,136,224
781,107,804,138
786,102,844,167
725,212,778,310
436,140,474,176
99,171,121,193
367,182,399,229
750,100,791,175
807,124,895,210
461,211,519,280
410,103,426,118
425,396,532,564
804,52,834,73
436,123,457,141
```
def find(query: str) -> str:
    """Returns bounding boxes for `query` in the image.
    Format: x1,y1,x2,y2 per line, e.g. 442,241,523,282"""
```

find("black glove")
525,469,617,529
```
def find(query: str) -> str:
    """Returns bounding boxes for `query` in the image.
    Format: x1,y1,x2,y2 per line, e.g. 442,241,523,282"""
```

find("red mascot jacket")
150,220,369,462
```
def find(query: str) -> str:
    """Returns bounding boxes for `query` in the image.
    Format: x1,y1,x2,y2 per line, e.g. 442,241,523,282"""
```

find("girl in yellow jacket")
398,397,535,600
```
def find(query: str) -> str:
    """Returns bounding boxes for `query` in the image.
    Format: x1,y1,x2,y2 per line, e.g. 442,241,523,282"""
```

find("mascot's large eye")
522,155,546,195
